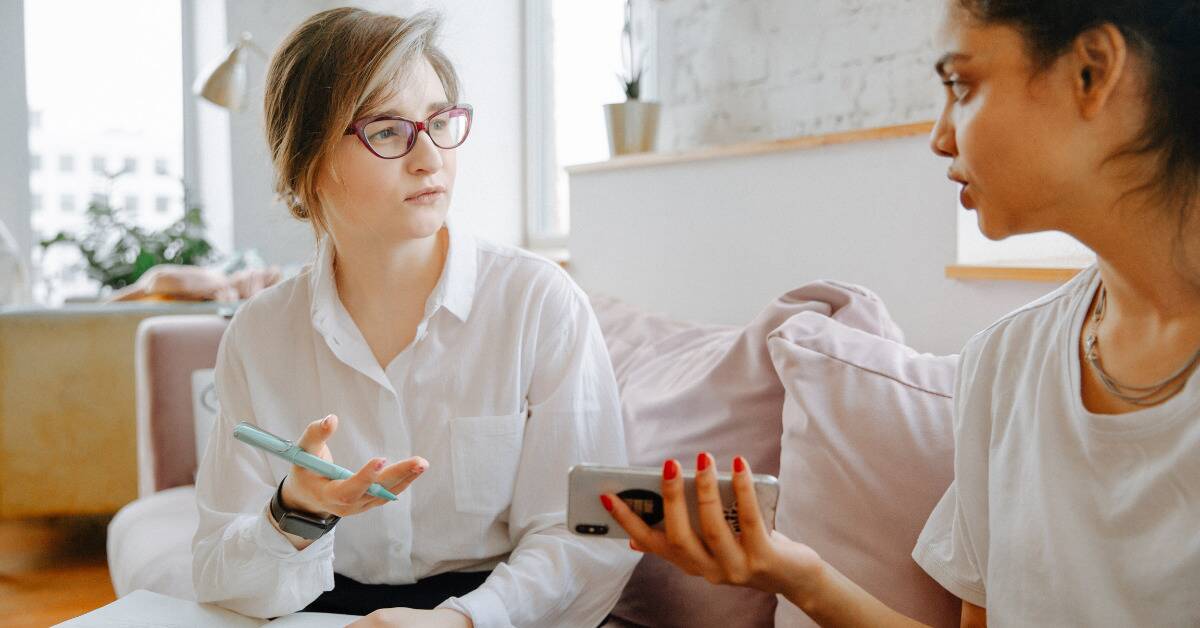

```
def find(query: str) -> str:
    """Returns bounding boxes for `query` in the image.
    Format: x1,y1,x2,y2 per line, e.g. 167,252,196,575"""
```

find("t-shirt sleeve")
913,481,986,607
912,335,990,608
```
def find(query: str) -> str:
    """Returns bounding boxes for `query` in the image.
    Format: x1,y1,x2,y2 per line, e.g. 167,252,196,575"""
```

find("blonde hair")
263,8,461,236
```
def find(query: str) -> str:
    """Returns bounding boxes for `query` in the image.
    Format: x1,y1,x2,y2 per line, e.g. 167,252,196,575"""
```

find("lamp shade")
194,32,257,110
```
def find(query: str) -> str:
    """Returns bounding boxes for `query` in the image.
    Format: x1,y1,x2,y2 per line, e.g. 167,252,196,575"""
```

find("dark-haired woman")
605,1,1200,625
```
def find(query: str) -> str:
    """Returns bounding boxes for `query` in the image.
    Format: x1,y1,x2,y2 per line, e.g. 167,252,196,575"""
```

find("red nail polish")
697,452,710,471
600,494,614,512
663,459,678,481
733,456,746,473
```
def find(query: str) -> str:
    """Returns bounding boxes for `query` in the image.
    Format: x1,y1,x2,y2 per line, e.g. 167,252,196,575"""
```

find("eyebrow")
934,53,971,78
374,102,456,119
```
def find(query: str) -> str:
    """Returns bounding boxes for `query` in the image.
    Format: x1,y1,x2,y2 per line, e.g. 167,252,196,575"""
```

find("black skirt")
302,570,491,616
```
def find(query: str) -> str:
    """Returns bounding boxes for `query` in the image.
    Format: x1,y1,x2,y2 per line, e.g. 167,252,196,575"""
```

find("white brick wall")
654,0,942,151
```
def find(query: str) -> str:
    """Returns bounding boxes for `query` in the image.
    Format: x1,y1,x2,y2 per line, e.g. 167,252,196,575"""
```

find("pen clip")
234,421,296,454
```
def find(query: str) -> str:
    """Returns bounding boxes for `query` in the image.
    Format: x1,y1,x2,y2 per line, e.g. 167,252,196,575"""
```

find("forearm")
789,559,930,628
192,506,335,618
440,525,638,628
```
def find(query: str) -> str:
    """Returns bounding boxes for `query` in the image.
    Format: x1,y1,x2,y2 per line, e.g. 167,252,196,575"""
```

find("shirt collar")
308,217,477,330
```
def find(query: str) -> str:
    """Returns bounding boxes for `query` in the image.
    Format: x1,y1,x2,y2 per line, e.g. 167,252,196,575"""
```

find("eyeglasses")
344,104,473,159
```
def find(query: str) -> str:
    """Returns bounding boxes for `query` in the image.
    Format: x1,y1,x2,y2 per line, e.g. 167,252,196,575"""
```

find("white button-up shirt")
192,220,638,626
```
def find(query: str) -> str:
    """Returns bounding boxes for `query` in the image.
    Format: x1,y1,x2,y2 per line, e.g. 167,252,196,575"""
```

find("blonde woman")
192,8,637,627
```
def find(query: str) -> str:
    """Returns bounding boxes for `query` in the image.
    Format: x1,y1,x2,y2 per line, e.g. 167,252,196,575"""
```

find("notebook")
55,589,361,627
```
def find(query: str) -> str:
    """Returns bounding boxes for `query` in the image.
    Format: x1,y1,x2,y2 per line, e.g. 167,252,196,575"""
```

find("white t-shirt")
913,266,1200,627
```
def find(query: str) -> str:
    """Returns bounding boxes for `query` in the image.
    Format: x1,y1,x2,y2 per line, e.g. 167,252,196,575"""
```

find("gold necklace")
1084,283,1200,406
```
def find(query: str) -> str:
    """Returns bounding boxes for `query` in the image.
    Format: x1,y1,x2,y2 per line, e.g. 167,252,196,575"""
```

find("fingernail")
663,459,678,481
733,456,746,473
600,494,614,512
697,452,710,472
373,458,385,471
322,415,332,428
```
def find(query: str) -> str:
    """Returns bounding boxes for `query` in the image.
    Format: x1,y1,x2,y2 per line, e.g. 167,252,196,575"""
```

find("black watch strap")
270,477,340,541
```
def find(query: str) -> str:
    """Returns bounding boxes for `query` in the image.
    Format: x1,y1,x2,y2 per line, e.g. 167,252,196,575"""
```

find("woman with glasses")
192,8,637,627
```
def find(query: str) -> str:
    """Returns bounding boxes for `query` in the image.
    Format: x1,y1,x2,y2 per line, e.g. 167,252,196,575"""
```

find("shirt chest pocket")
450,413,526,516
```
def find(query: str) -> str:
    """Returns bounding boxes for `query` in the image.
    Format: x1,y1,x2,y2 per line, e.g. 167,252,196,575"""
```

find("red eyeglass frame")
343,104,474,159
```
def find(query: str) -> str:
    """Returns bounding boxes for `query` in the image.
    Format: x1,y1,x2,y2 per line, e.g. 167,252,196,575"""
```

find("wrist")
279,475,332,519
781,555,831,614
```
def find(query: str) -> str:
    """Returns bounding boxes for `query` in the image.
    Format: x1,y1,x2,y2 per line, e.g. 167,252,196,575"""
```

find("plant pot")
604,100,661,156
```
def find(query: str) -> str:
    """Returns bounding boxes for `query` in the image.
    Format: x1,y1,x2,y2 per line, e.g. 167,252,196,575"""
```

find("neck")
1068,194,1200,324
329,226,448,307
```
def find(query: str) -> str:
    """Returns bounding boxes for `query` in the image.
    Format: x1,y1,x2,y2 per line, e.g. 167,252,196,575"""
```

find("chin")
396,204,449,238
974,207,1016,241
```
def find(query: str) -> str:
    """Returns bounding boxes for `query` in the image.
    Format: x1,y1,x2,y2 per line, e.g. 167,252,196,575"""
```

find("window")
526,0,654,247
123,156,137,174
89,193,105,209
24,0,185,300
155,196,169,214
124,195,138,213
154,157,168,176
956,206,1095,269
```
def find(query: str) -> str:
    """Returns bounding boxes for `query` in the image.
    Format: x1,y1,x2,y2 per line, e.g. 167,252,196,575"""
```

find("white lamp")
194,32,266,110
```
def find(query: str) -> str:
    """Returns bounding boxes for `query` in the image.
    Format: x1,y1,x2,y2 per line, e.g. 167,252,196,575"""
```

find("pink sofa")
107,283,961,626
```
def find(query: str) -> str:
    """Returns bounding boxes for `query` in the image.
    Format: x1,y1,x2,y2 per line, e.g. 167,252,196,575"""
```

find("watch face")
281,512,335,540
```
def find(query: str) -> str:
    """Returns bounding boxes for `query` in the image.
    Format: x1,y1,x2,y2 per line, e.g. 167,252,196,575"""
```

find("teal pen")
232,421,398,501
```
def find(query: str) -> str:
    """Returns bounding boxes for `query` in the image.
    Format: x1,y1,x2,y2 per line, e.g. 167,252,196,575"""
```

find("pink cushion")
767,312,960,627
589,282,904,628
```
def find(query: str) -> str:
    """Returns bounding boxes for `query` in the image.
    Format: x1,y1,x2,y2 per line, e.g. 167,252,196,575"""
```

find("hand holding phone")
568,462,779,539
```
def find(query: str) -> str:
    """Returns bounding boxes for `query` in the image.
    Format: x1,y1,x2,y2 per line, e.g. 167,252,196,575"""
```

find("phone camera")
574,524,609,535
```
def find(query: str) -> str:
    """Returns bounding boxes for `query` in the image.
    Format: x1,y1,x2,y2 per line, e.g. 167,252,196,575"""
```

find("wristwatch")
269,477,340,540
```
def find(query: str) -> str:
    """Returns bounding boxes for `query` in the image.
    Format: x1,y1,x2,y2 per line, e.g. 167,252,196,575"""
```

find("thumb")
297,414,337,454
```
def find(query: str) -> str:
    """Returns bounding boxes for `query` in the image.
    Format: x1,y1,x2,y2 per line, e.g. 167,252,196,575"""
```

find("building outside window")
24,0,185,300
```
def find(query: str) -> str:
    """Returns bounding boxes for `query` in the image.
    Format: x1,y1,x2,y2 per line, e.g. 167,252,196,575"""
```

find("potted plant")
40,172,219,296
604,0,660,156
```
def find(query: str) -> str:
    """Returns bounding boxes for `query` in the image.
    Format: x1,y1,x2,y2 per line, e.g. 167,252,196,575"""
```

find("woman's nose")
405,131,443,174
929,112,956,158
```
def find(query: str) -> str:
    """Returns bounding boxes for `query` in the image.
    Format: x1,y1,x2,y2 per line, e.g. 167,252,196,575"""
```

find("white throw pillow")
768,312,961,627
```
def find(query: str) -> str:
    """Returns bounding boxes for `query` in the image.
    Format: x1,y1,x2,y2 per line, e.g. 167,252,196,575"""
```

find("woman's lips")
958,183,975,210
404,190,445,205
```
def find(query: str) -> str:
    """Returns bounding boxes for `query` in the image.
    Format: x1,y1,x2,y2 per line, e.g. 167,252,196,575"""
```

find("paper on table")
55,589,360,628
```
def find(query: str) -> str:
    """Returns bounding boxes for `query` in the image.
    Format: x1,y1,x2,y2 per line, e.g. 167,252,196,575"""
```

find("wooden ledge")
567,121,935,175
945,264,1086,283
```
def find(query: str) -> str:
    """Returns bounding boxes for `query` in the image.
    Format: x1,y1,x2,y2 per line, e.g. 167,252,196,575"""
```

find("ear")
1071,23,1128,120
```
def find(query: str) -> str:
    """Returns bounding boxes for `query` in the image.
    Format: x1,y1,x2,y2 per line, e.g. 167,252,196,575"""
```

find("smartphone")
568,463,780,540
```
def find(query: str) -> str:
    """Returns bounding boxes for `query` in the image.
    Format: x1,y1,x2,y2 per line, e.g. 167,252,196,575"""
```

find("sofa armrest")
135,315,229,496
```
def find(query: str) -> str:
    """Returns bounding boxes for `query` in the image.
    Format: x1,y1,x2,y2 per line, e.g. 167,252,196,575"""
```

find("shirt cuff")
437,585,511,628
250,505,336,564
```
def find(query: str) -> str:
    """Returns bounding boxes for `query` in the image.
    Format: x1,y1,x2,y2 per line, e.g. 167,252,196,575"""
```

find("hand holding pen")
243,414,429,520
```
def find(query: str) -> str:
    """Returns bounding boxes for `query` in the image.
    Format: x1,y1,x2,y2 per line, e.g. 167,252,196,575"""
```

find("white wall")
0,0,32,259
219,0,525,266
568,135,1060,355
654,0,941,152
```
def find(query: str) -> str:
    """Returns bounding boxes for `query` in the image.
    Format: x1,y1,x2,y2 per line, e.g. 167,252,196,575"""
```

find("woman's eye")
942,79,969,101
430,120,447,131
370,128,397,141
